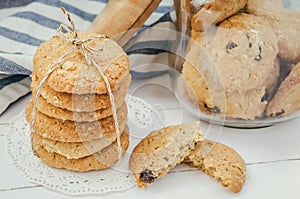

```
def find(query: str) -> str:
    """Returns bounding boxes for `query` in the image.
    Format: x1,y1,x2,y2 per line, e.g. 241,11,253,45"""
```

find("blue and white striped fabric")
0,0,175,114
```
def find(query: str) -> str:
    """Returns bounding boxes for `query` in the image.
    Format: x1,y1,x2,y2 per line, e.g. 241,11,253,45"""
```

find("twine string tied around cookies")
31,7,123,162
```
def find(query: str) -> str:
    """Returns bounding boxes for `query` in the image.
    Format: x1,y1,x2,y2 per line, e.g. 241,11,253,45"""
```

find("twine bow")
31,7,123,162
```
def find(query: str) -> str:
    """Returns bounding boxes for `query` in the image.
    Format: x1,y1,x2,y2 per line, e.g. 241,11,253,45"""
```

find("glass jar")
172,0,300,128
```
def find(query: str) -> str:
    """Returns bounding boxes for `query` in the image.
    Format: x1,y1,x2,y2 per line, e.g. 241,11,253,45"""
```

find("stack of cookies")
26,32,131,172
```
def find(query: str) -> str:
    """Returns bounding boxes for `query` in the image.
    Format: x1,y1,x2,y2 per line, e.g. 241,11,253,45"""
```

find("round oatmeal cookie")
31,73,130,112
209,13,279,92
266,61,300,117
247,0,300,63
39,126,127,160
191,0,247,31
33,32,130,94
32,127,129,172
26,103,128,142
32,95,126,122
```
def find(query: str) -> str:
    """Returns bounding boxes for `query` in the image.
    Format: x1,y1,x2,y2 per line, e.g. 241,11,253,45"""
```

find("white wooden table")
1,71,300,199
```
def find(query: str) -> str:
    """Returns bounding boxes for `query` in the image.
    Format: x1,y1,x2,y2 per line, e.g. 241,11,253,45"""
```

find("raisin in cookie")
266,61,300,117
33,32,130,94
129,121,203,187
247,0,300,63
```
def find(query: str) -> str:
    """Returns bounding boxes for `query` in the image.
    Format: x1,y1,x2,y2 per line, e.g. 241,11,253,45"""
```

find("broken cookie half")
184,140,246,193
129,121,203,187
129,121,247,193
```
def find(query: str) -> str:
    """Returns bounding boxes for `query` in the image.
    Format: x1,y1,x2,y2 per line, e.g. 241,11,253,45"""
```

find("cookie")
247,0,300,63
31,73,130,112
210,13,279,91
183,29,223,114
32,127,129,172
266,61,300,117
205,14,278,118
184,139,246,193
182,61,212,114
129,121,203,188
33,95,126,122
26,103,128,142
33,32,130,94
191,0,247,31
40,126,127,159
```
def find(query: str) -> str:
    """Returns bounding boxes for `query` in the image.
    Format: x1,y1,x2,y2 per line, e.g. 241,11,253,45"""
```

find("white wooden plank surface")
0,160,299,199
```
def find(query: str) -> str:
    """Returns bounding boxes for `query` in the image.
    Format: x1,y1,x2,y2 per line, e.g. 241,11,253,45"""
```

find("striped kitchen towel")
0,0,176,114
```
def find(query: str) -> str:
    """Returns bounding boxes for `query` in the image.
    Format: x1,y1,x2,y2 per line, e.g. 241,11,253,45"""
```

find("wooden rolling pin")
88,0,162,46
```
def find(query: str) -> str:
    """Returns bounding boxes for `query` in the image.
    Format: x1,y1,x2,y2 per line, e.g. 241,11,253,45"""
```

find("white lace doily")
6,94,164,196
